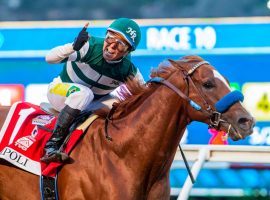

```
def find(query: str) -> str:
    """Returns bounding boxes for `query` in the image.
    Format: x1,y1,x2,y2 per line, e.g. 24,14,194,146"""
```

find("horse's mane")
123,55,204,99
118,61,177,105
105,55,205,118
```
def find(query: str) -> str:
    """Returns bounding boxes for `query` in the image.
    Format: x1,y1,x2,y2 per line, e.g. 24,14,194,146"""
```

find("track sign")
242,83,270,121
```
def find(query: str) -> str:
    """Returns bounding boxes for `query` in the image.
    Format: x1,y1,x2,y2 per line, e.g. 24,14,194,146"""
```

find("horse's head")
161,55,255,141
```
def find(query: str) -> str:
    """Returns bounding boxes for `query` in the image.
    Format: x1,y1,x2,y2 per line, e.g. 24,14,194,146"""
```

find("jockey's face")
103,31,130,61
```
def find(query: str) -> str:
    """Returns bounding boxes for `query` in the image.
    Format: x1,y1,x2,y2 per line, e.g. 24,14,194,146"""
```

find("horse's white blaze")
213,70,231,90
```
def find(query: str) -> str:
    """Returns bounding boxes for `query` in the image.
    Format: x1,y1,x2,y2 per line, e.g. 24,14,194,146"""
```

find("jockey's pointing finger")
82,22,89,31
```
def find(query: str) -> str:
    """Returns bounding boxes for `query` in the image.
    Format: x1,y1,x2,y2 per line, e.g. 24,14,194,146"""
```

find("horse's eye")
203,81,215,89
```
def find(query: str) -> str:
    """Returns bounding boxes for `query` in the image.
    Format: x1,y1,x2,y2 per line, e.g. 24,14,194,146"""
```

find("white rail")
173,145,270,200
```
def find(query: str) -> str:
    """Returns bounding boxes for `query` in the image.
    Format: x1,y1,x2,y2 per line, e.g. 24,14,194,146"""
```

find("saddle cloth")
0,101,98,177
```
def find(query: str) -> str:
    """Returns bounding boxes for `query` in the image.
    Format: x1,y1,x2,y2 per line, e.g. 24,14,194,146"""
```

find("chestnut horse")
0,56,254,200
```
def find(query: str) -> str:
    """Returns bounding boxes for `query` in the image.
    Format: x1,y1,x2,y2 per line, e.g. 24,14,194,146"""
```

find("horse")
0,55,255,200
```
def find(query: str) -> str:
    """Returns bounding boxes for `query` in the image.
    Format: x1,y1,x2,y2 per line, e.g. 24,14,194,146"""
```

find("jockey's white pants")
47,77,94,112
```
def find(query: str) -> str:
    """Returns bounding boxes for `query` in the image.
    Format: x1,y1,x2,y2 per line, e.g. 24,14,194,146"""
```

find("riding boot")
40,105,80,163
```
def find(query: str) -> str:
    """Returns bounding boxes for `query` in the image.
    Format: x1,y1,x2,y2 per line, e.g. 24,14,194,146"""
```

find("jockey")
41,18,144,163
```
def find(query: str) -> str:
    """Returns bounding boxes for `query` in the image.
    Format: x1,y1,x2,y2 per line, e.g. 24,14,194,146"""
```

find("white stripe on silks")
91,86,115,95
74,63,124,88
75,62,101,81
68,52,77,61
98,75,123,88
66,63,120,91
79,41,90,59
66,63,92,87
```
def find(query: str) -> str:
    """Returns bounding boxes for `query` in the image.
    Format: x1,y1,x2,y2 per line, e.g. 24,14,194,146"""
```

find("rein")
149,77,211,118
105,103,118,141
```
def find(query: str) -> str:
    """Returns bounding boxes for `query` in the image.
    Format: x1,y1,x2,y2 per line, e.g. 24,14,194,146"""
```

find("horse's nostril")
238,116,255,130
238,117,249,125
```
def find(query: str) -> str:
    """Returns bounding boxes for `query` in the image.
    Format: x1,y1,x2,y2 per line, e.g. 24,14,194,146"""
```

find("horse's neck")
113,86,188,177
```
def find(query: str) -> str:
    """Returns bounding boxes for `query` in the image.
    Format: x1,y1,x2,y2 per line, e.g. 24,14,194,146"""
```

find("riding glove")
73,25,89,51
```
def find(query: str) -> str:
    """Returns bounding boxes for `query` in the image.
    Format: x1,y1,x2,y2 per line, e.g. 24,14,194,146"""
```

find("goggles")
105,32,129,52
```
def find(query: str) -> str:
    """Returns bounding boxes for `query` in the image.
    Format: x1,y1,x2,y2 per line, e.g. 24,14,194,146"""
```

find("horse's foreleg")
147,176,170,200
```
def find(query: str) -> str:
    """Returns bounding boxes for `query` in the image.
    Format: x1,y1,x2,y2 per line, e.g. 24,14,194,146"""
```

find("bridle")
149,59,243,184
149,60,232,132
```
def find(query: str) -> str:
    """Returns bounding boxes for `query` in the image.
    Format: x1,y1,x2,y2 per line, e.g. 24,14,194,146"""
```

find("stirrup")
40,150,69,163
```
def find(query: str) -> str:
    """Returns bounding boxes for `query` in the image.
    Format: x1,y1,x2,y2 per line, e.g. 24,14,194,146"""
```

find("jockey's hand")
73,22,90,51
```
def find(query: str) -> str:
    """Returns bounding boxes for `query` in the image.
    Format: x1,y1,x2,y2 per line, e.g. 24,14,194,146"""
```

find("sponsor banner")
0,19,270,51
242,82,270,121
0,84,24,106
249,122,270,146
32,115,54,126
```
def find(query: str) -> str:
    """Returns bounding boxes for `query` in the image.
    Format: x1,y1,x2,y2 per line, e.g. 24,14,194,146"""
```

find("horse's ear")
168,59,184,69
168,59,177,66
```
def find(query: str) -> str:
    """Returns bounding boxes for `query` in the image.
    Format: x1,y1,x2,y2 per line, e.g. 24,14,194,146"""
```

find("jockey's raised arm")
46,23,90,64
45,43,75,63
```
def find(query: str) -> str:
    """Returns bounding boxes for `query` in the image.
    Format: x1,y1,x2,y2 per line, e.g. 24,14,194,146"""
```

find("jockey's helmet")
107,18,141,51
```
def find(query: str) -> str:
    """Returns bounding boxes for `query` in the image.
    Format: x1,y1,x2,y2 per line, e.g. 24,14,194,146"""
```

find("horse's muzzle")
230,115,255,140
